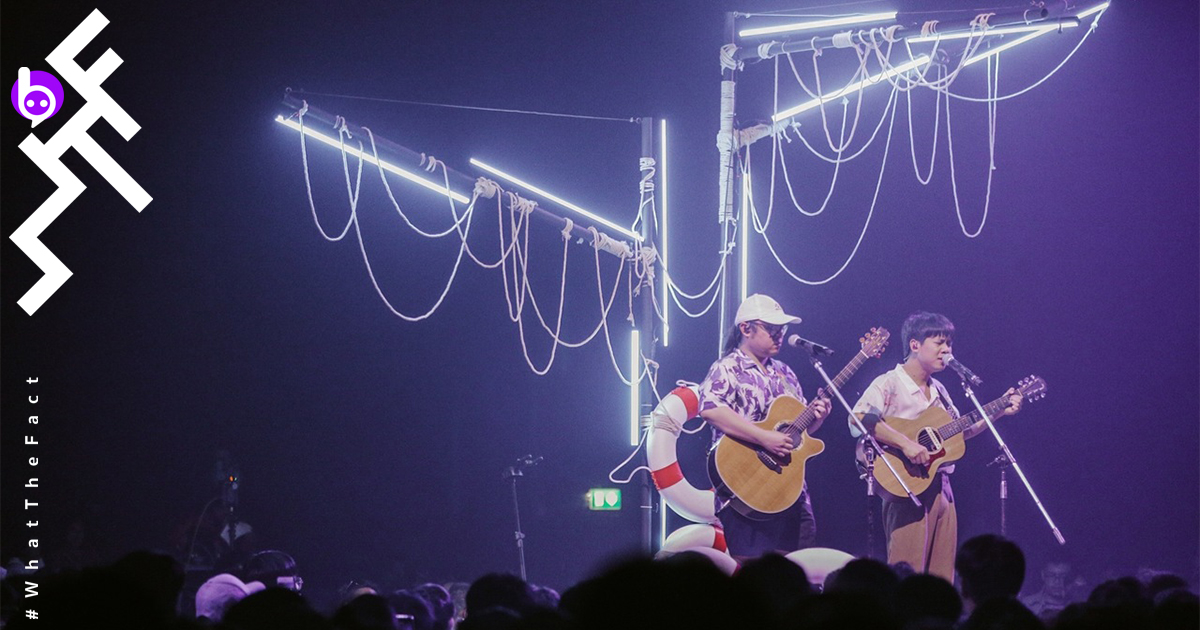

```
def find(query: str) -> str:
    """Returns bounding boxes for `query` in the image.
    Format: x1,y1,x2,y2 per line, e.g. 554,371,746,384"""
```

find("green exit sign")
587,488,622,510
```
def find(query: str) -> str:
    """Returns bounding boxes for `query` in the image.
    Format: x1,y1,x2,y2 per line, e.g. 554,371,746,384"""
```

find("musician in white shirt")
850,312,1022,581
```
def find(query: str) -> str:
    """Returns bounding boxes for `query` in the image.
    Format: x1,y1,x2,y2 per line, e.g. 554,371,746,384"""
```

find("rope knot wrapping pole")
421,153,443,173
474,177,501,199
639,157,656,194
883,25,902,43
297,100,309,118
332,115,351,141
832,31,856,49
970,12,996,30
561,217,575,240
719,44,744,72
506,191,538,216
921,20,940,37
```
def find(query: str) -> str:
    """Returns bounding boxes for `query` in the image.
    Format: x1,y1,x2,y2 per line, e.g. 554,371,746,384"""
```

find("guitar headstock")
1017,375,1048,402
859,327,890,359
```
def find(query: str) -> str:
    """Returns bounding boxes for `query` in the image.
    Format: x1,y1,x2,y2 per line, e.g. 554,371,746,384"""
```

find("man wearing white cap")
698,294,832,558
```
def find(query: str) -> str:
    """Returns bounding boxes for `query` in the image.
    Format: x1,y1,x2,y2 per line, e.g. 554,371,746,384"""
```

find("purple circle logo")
11,68,65,127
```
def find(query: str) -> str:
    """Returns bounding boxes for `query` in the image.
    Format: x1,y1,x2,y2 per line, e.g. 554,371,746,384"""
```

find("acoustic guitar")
708,328,890,519
855,375,1048,499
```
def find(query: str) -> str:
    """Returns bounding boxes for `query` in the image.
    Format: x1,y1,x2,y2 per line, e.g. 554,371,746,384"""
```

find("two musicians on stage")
695,295,1025,579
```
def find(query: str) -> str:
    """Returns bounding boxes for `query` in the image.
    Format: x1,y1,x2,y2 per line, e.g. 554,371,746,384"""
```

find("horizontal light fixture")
275,115,470,204
740,11,897,38
470,158,643,242
907,20,1079,43
772,54,930,121
1077,2,1110,19
963,26,1055,66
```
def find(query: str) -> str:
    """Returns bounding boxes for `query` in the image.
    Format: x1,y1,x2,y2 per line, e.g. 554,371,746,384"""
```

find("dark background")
3,0,1197,603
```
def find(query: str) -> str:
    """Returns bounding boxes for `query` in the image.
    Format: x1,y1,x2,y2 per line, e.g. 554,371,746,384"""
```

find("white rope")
934,6,1107,103
298,108,357,242
510,213,572,376
751,84,901,285
946,51,999,238
364,129,475,239
608,427,650,484
905,63,942,185
719,43,743,72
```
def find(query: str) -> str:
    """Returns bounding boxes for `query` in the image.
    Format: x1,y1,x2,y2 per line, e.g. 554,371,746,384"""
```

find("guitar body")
866,407,966,499
708,395,826,519
858,375,1047,500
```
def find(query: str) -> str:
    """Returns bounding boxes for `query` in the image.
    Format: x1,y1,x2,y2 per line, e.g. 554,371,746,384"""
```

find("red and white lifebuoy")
658,523,728,554
646,385,718,525
655,524,737,575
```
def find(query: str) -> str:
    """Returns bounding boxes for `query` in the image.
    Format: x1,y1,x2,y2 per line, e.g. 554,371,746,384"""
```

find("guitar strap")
933,384,959,420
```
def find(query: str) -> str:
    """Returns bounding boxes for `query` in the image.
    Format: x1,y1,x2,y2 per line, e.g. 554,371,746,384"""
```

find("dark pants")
719,485,816,558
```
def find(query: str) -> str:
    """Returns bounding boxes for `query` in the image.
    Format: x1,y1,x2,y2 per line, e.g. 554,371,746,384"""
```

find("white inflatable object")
784,547,856,588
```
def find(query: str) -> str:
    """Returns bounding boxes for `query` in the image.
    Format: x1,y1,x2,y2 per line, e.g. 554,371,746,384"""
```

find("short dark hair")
956,534,1026,605
901,312,955,359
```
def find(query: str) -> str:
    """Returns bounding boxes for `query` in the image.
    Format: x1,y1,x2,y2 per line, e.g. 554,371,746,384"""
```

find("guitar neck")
796,351,869,432
938,394,1010,441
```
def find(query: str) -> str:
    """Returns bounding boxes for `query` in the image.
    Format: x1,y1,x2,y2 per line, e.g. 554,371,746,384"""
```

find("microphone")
944,354,983,386
517,454,543,468
787,334,833,356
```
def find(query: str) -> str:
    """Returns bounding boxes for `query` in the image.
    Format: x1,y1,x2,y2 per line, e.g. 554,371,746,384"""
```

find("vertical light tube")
630,329,641,446
740,176,749,303
659,495,668,550
660,119,670,347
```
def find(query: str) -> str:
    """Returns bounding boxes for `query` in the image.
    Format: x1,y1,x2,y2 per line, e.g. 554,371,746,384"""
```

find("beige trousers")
882,473,957,582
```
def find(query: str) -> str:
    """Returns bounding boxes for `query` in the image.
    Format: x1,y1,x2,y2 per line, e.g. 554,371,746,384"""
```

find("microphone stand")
862,445,879,558
503,455,541,581
502,464,527,581
959,380,1065,545
987,453,1011,536
803,352,922,508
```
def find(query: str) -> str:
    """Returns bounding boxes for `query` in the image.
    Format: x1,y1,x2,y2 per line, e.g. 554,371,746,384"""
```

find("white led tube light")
660,118,670,347
470,158,643,242
908,21,1078,43
275,116,469,204
630,329,641,446
773,55,930,122
740,11,897,38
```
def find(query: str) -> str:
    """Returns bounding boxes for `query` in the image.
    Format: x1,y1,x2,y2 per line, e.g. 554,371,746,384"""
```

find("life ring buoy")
646,385,718,524
663,545,740,576
657,523,728,555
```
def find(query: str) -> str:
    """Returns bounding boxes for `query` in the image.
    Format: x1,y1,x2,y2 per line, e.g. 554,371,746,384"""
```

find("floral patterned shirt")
698,348,805,443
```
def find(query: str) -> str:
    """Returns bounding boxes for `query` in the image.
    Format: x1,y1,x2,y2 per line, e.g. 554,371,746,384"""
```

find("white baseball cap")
734,294,801,326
